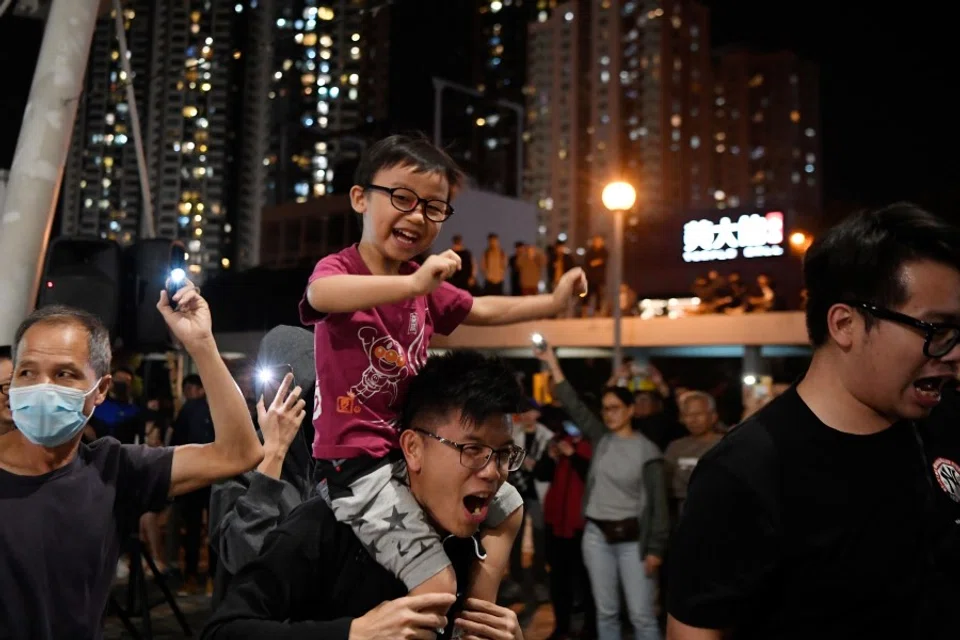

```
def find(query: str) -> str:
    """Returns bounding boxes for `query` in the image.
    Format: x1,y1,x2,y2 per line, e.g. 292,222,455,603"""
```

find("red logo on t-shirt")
933,458,960,504
336,395,362,414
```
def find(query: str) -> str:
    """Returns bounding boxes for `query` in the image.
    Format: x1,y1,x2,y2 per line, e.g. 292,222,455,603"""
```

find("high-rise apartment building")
61,4,152,248
712,49,820,224
145,1,245,277
590,0,713,234
437,0,545,197
263,0,379,207
526,1,820,252
525,0,712,250
61,1,261,279
525,4,589,247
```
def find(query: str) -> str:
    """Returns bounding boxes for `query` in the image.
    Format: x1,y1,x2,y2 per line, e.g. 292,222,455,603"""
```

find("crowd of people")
0,133,959,640
448,233,614,318
690,270,779,314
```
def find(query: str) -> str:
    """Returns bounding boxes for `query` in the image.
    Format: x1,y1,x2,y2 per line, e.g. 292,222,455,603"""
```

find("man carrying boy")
299,134,587,616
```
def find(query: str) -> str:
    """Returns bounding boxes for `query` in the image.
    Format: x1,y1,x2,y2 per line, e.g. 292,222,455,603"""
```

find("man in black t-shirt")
0,283,264,640
668,203,960,639
918,383,960,634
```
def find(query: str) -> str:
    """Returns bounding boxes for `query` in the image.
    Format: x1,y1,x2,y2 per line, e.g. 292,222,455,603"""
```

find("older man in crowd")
0,283,263,640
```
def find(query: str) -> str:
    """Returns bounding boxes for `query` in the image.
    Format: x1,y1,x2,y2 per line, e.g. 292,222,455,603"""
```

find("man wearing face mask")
0,345,12,436
0,282,264,640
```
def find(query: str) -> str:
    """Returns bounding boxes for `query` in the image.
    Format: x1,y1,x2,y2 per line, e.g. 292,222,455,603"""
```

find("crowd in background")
448,234,614,318
447,234,784,319
690,270,779,314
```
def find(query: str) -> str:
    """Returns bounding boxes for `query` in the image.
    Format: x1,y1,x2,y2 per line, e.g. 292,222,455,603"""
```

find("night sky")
1,2,955,224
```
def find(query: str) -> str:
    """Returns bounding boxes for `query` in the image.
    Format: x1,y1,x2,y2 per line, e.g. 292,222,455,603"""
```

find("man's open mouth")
463,493,491,517
914,375,950,400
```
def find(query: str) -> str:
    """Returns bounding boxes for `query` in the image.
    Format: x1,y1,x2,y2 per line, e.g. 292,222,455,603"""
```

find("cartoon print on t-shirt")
335,319,430,420
351,326,409,403
933,457,960,503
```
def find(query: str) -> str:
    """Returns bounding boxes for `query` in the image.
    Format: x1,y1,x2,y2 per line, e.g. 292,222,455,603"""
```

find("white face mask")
8,379,102,447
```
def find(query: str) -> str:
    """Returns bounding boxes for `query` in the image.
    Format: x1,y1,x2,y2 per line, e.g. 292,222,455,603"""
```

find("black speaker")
122,239,187,352
37,237,123,338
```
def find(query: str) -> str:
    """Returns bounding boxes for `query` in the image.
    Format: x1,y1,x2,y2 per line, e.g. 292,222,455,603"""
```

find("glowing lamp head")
743,374,757,386
257,368,273,384
601,181,637,212
169,267,186,284
789,231,808,247
531,332,545,347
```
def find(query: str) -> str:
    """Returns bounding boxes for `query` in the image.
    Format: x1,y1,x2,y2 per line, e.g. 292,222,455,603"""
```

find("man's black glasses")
846,301,960,358
366,185,454,222
0,382,8,396
412,428,526,472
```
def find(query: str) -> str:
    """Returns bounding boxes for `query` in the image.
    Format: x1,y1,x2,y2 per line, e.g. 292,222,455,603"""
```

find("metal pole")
612,208,624,370
0,0,102,345
112,0,154,239
432,78,443,147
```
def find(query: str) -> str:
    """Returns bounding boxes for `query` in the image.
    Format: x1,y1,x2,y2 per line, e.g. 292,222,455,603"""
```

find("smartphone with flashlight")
531,332,548,353
166,267,188,310
257,363,295,407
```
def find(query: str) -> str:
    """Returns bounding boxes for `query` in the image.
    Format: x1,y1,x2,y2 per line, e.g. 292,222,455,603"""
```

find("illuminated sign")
682,211,785,263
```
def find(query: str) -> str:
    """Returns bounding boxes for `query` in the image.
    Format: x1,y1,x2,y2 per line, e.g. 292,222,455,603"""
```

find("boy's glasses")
366,185,454,222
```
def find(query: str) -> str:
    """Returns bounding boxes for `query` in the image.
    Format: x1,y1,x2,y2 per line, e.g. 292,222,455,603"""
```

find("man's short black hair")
452,234,463,243
113,367,134,378
400,351,525,432
804,202,960,347
13,306,111,377
183,374,203,388
353,134,464,200
0,345,11,361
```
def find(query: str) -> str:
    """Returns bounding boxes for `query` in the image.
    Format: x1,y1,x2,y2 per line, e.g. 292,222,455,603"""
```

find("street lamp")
601,181,637,371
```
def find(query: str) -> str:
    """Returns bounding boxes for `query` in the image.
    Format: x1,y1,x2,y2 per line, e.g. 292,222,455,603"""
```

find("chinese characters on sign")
682,211,785,263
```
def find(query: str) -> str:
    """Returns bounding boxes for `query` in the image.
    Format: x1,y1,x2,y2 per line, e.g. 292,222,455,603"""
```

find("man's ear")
94,375,112,407
399,429,424,474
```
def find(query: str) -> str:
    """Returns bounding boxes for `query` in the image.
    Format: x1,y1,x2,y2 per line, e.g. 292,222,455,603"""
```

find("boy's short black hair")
353,134,464,200
0,346,11,361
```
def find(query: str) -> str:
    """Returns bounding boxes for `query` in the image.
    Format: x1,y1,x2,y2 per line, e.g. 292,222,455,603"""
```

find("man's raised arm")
156,284,263,497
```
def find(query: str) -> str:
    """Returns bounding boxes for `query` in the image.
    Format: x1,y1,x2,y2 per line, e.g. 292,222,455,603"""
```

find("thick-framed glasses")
366,185,454,222
0,382,9,396
412,428,526,472
846,301,960,358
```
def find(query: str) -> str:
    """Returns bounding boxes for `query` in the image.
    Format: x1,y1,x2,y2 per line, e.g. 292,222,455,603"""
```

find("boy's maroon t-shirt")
299,244,474,460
